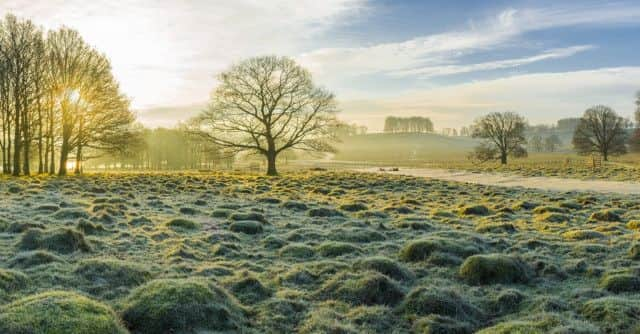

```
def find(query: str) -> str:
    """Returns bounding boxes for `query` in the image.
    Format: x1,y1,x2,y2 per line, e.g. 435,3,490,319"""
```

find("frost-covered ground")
0,172,639,333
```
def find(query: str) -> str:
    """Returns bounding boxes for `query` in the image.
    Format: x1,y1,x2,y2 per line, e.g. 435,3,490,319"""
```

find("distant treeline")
86,127,234,170
383,116,434,133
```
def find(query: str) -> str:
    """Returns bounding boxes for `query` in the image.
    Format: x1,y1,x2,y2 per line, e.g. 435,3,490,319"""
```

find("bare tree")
470,112,527,164
573,105,629,161
194,56,339,175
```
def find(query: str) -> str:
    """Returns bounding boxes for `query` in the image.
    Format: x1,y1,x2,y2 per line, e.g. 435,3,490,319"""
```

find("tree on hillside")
573,105,629,161
193,56,339,176
470,112,527,164
383,116,433,133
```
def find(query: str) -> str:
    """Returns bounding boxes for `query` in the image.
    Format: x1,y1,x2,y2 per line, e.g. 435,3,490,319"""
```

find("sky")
2,0,640,131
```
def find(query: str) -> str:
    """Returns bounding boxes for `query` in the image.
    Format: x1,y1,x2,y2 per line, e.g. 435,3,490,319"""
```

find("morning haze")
1,1,640,333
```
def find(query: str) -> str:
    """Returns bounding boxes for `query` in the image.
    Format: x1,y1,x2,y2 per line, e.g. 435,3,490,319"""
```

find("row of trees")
383,116,434,133
470,101,639,164
0,14,136,176
528,134,562,152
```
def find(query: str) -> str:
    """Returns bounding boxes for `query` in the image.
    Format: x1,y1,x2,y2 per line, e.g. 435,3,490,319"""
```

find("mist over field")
1,1,640,334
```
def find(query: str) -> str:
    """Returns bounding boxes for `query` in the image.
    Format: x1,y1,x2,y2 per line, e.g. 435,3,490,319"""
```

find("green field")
0,172,639,333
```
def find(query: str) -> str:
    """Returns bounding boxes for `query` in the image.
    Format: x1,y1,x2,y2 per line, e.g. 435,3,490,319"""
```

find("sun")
66,161,76,171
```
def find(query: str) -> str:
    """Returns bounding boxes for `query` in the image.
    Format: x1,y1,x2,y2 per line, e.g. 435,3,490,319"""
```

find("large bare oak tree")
194,56,339,175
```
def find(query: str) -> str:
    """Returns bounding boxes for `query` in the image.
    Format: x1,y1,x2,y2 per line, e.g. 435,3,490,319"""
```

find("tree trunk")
58,141,69,176
266,150,277,176
12,110,20,176
500,152,507,165
74,143,82,175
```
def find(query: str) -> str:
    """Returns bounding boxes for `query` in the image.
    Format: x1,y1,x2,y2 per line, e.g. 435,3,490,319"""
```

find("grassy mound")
0,291,128,334
581,297,640,333
459,204,489,216
225,273,272,304
164,218,201,230
589,209,622,222
317,272,405,306
229,212,268,223
630,243,640,260
599,273,640,293
17,228,91,254
308,207,344,217
401,287,482,324
75,259,152,290
229,220,263,234
459,254,532,285
0,269,28,291
354,256,414,281
562,230,605,241
279,243,316,259
476,314,598,334
399,237,481,262
413,315,473,334
8,250,64,268
317,242,361,257
121,279,247,333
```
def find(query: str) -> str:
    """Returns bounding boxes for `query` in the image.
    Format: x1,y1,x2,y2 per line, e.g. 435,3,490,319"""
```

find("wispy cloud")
390,45,595,78
299,3,640,80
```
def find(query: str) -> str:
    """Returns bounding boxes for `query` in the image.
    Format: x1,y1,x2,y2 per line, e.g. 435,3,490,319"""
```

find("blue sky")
3,0,640,130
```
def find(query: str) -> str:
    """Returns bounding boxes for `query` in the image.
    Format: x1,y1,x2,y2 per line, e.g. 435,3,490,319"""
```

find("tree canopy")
572,105,629,161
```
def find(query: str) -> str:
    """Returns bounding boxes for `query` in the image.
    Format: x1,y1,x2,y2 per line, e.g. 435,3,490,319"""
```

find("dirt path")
359,167,640,195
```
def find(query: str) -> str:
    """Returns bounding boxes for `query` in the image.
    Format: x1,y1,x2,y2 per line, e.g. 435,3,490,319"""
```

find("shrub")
317,242,361,257
122,279,247,333
599,273,640,293
354,257,414,281
17,228,91,254
317,272,405,306
165,218,201,230
229,221,263,234
0,291,128,334
459,254,532,285
400,237,481,262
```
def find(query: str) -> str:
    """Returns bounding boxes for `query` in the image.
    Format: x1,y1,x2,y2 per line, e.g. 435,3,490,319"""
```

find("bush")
317,272,404,306
400,237,481,262
122,279,247,333
229,221,263,234
165,218,201,230
599,273,640,293
459,254,532,285
354,257,414,281
400,287,481,323
0,291,128,334
17,228,91,254
317,242,361,257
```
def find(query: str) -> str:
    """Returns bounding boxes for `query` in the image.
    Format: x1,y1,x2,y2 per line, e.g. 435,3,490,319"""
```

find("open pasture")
0,172,639,333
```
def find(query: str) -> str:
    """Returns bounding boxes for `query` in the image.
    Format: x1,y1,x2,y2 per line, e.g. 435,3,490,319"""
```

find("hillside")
333,133,479,162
